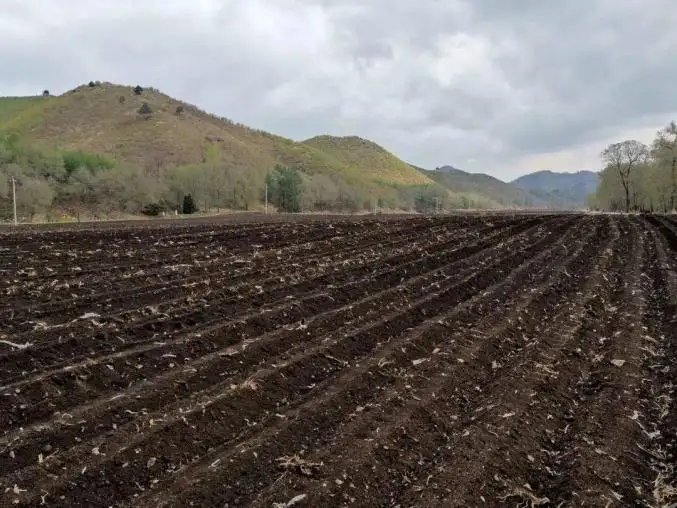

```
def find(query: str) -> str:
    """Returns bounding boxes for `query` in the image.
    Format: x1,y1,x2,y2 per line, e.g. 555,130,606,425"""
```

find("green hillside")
0,82,560,220
303,136,431,186
0,84,433,189
0,95,51,121
0,82,451,219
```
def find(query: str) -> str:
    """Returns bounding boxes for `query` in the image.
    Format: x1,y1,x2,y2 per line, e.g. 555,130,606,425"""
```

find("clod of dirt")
500,486,550,506
610,359,627,367
276,455,323,476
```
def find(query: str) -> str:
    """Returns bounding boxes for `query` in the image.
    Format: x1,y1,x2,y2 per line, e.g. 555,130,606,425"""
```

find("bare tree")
19,177,54,220
651,121,677,211
601,140,648,212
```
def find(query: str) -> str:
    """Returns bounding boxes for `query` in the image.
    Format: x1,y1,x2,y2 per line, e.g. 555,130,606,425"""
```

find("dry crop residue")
1,213,676,507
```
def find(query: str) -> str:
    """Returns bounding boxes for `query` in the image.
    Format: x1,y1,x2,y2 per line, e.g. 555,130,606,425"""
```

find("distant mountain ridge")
511,170,599,209
415,165,600,210
423,165,540,208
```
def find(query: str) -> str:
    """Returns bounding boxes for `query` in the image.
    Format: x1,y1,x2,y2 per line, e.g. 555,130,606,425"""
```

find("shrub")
141,202,164,216
42,90,50,96
175,106,184,116
133,85,144,95
138,102,152,117
61,150,115,175
88,81,96,87
118,95,126,104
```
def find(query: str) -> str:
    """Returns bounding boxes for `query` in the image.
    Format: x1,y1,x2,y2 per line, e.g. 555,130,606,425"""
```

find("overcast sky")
1,0,676,180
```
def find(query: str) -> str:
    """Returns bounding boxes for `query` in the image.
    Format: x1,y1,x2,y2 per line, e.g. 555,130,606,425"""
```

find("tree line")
0,133,472,222
590,121,677,212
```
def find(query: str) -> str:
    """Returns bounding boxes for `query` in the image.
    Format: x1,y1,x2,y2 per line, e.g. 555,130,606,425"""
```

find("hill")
1,82,596,219
423,165,541,208
0,82,451,218
511,170,599,209
0,83,434,187
303,136,430,186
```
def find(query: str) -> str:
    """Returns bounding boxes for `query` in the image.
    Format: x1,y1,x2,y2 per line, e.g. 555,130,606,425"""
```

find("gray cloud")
0,0,676,178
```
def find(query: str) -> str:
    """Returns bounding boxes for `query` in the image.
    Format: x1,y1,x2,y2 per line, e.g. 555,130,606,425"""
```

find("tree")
267,166,303,213
302,174,339,211
62,168,94,222
175,106,184,116
61,150,114,176
182,194,197,214
133,85,144,95
42,90,50,97
18,177,54,220
138,102,152,118
600,140,648,212
651,121,677,211
88,164,165,216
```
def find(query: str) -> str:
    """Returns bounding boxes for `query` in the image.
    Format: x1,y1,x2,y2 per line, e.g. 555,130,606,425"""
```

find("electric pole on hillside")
10,176,17,225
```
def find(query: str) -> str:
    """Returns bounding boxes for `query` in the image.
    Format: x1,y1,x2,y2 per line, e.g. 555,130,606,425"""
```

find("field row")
1,214,676,507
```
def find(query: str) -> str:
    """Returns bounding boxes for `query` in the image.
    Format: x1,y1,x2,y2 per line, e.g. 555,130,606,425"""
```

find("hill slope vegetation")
0,83,459,219
0,81,596,220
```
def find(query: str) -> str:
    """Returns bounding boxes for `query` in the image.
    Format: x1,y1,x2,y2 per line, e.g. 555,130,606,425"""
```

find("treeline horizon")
0,132,503,222
590,121,677,213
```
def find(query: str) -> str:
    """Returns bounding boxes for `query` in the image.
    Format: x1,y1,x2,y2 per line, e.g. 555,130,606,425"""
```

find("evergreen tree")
182,193,197,214
268,165,302,212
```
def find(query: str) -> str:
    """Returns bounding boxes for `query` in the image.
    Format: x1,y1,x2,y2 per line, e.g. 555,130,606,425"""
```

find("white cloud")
0,0,676,179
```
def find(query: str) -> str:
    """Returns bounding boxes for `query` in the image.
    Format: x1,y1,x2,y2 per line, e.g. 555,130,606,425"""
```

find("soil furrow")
0,217,533,363
245,216,607,507
0,217,555,476
1,217,565,506
405,215,623,507
2,213,672,508
0,218,456,323
118,219,589,508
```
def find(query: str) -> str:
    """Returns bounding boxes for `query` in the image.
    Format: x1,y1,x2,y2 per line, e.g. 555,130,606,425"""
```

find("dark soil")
0,213,675,507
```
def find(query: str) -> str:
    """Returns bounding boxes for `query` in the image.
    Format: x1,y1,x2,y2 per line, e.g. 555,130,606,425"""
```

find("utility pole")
10,176,17,225
433,197,441,215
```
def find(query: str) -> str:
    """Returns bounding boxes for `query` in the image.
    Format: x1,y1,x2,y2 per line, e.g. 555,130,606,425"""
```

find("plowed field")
1,214,676,507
